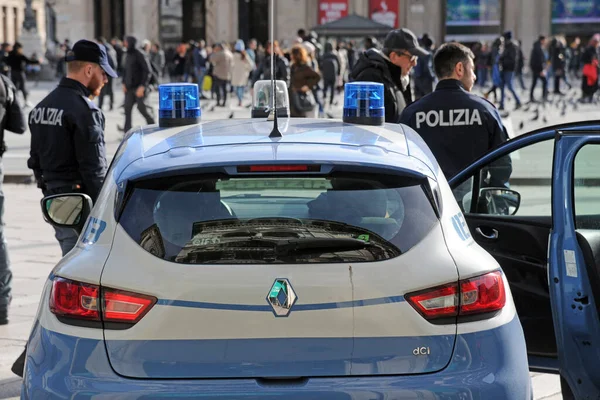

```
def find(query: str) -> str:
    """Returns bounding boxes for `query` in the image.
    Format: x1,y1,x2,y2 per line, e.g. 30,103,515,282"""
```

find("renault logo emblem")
267,278,298,317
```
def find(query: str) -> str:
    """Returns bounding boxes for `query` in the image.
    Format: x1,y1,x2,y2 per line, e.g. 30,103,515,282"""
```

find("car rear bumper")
23,316,531,399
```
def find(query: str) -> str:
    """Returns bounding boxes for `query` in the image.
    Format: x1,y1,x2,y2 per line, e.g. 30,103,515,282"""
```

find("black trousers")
213,77,228,106
99,77,114,109
11,72,27,101
530,73,548,101
123,90,155,132
323,79,336,105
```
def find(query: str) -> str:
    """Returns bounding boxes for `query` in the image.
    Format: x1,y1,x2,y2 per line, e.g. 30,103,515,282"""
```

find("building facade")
2,0,598,59
0,0,46,46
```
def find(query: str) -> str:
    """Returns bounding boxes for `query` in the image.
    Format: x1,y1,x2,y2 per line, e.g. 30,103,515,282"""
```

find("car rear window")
119,173,438,264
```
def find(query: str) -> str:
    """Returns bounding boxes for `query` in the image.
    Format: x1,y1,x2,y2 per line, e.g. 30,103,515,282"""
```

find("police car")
21,80,600,399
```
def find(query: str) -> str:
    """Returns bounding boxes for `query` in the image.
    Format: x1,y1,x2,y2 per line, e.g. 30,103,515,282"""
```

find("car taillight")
50,278,100,320
49,277,156,326
406,271,506,321
103,290,156,323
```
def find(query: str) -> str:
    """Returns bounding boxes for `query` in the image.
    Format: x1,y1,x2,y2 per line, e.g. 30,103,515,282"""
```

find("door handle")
476,227,499,240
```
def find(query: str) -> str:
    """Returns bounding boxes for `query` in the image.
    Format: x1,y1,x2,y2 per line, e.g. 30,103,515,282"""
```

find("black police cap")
65,39,117,78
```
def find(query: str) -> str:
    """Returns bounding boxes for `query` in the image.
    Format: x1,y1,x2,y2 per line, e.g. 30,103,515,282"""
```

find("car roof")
112,118,439,183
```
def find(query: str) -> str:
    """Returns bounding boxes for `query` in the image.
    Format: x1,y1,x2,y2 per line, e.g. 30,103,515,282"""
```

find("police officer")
27,39,116,255
399,42,511,189
11,39,117,379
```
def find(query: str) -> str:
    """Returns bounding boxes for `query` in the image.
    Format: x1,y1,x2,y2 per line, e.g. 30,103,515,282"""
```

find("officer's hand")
122,84,127,94
136,86,145,98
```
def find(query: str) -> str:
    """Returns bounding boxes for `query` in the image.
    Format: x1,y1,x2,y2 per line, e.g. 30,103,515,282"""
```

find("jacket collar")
58,77,91,97
435,79,467,92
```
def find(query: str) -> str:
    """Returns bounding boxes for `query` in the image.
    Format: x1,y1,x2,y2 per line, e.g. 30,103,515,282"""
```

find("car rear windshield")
119,173,438,264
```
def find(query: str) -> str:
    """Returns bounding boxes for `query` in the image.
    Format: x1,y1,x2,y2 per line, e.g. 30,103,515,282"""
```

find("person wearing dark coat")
6,42,39,105
529,36,549,103
349,28,426,123
319,42,340,106
120,36,155,133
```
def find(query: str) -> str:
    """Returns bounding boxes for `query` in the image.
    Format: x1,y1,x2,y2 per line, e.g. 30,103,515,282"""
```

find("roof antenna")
268,0,282,138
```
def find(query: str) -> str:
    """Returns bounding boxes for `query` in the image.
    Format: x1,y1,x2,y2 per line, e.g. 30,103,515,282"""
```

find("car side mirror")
41,193,93,235
477,188,521,216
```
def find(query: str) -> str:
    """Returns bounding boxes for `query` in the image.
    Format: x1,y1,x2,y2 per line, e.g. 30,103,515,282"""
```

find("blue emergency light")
158,83,201,128
343,82,385,126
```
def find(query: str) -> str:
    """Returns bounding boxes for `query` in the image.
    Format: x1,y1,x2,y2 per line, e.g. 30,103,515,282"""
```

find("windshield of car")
119,174,438,264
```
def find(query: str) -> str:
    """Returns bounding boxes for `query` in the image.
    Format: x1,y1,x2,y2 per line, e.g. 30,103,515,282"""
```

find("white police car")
22,81,600,399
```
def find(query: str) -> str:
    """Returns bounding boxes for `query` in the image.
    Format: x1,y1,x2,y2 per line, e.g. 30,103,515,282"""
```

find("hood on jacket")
350,48,402,85
324,42,334,54
125,36,137,53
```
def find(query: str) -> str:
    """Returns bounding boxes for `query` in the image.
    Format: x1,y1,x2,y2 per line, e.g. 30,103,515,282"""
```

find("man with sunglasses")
350,28,426,123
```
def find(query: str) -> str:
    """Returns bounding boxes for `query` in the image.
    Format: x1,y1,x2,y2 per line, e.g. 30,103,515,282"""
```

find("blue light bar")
158,83,201,127
343,82,384,126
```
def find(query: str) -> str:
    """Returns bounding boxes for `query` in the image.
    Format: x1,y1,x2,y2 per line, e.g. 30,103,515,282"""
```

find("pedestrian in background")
289,44,321,118
568,37,582,79
210,42,233,107
171,43,187,82
150,42,166,81
319,42,340,108
252,40,290,85
530,35,549,103
231,40,254,107
581,34,599,103
120,36,155,133
96,37,117,111
0,58,27,327
515,39,526,91
6,42,39,107
499,31,522,111
484,36,503,103
413,33,435,100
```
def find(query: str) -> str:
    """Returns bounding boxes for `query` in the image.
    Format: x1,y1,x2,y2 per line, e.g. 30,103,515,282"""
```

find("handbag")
291,89,316,112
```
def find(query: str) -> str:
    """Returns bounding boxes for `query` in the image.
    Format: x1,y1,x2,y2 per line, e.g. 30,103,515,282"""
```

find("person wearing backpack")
0,68,29,326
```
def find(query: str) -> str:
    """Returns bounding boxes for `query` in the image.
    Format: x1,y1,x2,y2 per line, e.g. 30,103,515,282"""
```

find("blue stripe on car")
23,316,531,398
156,295,405,311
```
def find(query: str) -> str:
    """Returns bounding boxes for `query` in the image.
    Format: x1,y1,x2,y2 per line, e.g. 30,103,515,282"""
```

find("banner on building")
318,0,349,25
446,0,501,26
369,0,399,28
552,0,600,24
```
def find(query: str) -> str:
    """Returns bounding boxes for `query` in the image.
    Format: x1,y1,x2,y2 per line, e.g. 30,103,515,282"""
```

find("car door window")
574,144,600,229
454,139,553,216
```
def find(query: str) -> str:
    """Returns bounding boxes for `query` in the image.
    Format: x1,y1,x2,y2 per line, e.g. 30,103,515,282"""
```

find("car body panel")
548,132,600,397
24,117,531,398
101,222,460,378
23,311,530,399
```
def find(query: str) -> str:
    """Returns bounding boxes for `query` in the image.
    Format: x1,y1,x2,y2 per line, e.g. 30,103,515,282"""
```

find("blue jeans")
0,162,10,314
53,226,79,256
195,67,206,94
477,67,488,87
500,71,521,108
234,86,245,104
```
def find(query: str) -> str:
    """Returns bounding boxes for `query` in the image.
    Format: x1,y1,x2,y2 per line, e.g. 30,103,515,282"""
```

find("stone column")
19,0,44,58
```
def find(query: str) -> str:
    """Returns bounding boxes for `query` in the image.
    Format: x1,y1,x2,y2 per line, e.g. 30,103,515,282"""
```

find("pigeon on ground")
229,112,234,119
531,109,540,121
542,116,547,124
519,121,524,130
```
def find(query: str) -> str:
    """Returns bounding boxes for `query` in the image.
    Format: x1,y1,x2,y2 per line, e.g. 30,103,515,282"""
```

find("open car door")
450,122,600,398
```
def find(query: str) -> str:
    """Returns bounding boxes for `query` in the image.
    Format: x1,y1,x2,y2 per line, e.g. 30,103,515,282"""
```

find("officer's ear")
455,61,465,78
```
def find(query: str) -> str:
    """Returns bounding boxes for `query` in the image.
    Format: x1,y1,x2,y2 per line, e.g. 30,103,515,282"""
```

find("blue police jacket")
399,79,511,186
27,77,108,201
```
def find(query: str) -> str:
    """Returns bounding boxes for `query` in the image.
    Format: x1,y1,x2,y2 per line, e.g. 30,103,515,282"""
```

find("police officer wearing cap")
350,28,427,123
399,42,511,194
27,39,117,256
